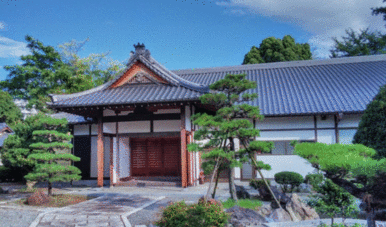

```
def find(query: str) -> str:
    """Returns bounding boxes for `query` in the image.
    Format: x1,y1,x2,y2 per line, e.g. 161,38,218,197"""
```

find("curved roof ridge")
173,54,386,75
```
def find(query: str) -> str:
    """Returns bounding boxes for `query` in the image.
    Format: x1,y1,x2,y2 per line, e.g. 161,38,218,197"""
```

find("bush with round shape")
155,200,229,227
305,173,324,189
274,171,304,193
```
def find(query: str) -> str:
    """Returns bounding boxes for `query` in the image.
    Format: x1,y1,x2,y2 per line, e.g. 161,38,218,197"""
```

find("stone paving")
32,194,164,227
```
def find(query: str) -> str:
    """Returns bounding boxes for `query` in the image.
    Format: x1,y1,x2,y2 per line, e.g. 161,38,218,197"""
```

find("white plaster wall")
118,136,130,178
154,120,180,132
90,136,111,178
257,130,315,141
154,108,180,114
103,109,116,116
119,121,150,133
257,155,315,179
317,130,336,144
103,123,116,134
74,125,89,136
316,115,335,128
185,106,191,131
112,137,118,183
256,116,314,130
91,124,97,135
338,114,362,128
339,129,357,144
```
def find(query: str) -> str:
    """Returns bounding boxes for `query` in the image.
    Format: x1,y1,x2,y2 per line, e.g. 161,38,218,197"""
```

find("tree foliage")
0,113,68,181
24,116,81,195
330,28,386,58
0,90,22,127
188,74,277,204
295,142,386,227
353,85,386,159
243,35,312,64
0,36,94,112
58,38,125,87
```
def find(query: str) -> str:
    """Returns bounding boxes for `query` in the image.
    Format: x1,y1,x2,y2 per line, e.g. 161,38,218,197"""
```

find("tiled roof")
48,50,386,116
174,55,386,116
51,112,93,124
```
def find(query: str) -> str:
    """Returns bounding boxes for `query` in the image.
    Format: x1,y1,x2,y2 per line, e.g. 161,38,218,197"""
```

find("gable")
110,61,168,88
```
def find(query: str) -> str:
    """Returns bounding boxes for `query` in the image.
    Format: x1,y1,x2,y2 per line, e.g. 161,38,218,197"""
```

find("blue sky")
1,0,385,81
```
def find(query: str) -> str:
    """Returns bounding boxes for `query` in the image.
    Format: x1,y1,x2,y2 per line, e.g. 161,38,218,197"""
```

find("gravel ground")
0,207,41,227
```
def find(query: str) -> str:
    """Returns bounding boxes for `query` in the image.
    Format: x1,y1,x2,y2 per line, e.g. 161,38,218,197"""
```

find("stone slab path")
32,193,164,227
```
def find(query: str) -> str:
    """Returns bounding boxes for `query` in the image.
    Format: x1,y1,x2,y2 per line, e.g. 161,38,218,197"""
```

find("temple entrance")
131,137,181,177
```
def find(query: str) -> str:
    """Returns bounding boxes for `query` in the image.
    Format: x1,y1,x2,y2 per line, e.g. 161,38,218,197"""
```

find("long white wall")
242,114,362,180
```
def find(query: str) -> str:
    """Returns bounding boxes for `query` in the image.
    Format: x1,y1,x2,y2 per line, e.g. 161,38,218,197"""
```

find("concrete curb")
121,196,166,227
262,218,368,227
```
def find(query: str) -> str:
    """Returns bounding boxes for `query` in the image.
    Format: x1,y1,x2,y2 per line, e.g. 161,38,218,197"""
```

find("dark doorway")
73,136,91,179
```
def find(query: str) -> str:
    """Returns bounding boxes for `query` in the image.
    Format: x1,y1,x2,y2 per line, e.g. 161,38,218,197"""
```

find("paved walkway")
30,193,165,227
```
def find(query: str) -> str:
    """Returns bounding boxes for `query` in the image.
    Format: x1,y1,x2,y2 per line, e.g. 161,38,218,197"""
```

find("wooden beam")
103,113,180,122
97,114,104,187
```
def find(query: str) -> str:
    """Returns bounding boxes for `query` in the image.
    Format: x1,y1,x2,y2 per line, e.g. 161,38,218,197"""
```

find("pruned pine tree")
24,117,81,196
188,73,280,206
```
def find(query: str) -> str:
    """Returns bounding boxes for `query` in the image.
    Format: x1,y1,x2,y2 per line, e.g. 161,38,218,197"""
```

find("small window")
269,140,314,155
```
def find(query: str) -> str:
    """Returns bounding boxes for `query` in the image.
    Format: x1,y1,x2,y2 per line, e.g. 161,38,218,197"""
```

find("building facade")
49,44,386,187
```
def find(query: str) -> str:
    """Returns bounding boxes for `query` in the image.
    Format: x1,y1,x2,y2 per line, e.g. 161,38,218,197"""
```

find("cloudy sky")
0,0,385,81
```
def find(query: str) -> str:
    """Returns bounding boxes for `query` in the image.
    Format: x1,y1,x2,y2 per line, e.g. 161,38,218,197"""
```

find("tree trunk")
366,209,376,227
252,158,282,209
229,166,238,202
212,166,222,199
205,157,220,201
48,181,52,196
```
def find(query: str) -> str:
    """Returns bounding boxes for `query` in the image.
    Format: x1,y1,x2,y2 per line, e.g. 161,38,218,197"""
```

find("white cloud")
0,36,30,58
216,0,386,58
0,22,5,31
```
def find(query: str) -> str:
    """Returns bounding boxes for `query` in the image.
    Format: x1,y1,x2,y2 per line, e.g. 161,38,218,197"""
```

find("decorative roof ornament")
133,43,151,60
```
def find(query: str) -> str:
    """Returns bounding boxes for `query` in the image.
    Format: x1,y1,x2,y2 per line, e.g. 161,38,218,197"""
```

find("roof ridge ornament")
133,43,151,60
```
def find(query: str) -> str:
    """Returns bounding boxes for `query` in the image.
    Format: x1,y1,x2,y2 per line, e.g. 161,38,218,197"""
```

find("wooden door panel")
131,139,147,176
147,139,163,176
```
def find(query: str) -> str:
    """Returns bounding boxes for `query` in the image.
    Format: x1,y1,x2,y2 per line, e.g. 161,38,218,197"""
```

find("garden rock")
270,186,290,209
285,193,319,221
267,208,292,222
235,184,250,199
27,189,50,205
226,205,267,227
256,204,272,217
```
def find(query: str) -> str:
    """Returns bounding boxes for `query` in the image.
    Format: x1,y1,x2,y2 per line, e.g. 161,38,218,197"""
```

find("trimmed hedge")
274,171,303,193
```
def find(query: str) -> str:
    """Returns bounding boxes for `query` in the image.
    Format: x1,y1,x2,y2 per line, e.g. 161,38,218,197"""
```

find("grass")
17,187,38,193
222,198,263,210
15,194,95,207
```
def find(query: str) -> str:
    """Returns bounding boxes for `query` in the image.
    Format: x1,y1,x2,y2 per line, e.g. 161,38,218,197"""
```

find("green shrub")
249,179,271,190
305,173,324,189
274,171,304,193
222,198,262,210
155,200,229,227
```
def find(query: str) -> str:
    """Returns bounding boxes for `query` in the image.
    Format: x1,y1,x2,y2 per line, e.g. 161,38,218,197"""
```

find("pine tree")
189,73,281,207
353,85,386,159
24,117,81,195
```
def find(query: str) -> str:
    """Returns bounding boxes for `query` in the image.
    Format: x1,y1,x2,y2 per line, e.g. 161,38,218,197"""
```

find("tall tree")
243,35,312,64
189,74,280,207
24,117,80,196
0,91,23,127
372,1,386,22
58,38,125,87
1,113,58,181
0,36,94,112
330,28,386,58
295,142,386,227
353,85,386,159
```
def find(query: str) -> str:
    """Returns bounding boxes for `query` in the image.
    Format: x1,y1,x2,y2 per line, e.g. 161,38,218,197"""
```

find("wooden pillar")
187,132,192,186
97,114,104,187
314,115,318,142
334,114,339,144
115,111,120,183
181,106,187,188
109,136,114,187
